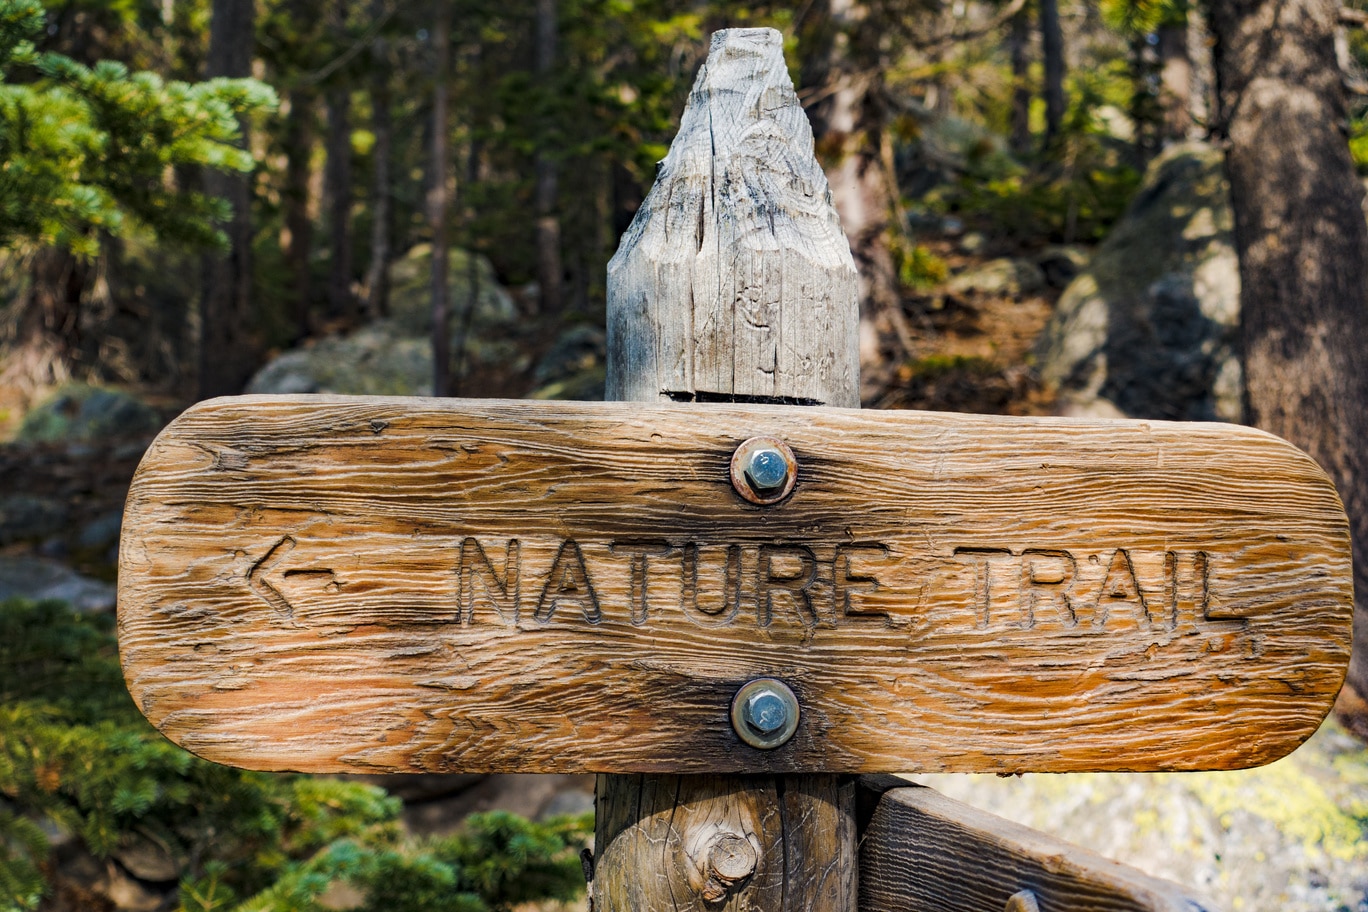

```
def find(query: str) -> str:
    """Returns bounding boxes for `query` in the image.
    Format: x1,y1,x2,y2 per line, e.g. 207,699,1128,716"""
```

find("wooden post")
606,27,859,409
595,27,860,912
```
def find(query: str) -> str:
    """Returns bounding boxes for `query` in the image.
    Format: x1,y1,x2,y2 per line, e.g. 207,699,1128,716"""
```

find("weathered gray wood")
592,775,855,912
859,783,1215,911
606,26,859,407
117,396,1354,774
596,27,858,912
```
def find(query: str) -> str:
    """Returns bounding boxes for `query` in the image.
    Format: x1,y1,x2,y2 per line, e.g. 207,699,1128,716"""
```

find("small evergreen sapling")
0,598,591,911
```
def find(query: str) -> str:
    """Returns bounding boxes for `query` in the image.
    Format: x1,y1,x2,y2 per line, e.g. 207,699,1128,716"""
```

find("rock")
112,835,182,883
47,840,173,912
527,325,606,401
958,231,986,254
908,717,1368,912
401,773,594,837
0,555,116,612
0,494,69,545
248,245,526,398
15,384,163,445
947,257,1046,298
1034,245,1089,290
77,508,123,552
247,325,434,396
1035,142,1242,422
386,243,518,337
538,787,595,820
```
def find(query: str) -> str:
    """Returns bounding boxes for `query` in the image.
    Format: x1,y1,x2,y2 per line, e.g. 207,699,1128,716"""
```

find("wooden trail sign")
116,26,1349,912
118,394,1352,774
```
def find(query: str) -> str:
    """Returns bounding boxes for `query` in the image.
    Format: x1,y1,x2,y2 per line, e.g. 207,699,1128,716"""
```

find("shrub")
0,598,591,911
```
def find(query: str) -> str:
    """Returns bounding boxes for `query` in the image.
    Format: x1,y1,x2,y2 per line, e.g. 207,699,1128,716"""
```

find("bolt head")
744,690,789,733
744,448,789,492
730,677,800,749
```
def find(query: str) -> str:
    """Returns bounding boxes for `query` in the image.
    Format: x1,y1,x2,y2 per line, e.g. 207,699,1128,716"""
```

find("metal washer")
730,678,800,749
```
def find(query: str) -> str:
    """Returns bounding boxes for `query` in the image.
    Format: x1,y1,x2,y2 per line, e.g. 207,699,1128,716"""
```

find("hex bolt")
744,690,788,733
730,678,800,749
730,437,797,505
744,448,789,493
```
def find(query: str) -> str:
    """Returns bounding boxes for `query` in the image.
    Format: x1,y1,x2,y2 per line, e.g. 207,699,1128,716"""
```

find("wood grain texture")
117,395,1352,774
859,783,1214,911
591,774,855,912
597,28,858,912
605,27,860,407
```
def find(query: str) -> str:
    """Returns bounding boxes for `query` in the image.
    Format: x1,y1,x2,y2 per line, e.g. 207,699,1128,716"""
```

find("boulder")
946,257,1046,298
15,384,163,445
1034,142,1242,422
1034,245,1089,290
385,243,518,337
247,325,434,396
248,245,526,398
527,325,606,401
0,556,115,612
0,494,69,545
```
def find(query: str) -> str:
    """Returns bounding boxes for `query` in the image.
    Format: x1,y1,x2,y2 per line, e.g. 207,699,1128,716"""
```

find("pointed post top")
606,27,859,407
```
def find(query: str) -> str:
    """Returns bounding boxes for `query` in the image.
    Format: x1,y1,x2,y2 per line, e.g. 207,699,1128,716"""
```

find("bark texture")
0,248,87,397
429,0,451,396
365,30,393,320
533,0,563,316
282,88,316,341
324,83,355,320
1158,19,1192,141
1207,0,1368,720
1039,0,1066,143
198,0,258,397
1009,4,1032,156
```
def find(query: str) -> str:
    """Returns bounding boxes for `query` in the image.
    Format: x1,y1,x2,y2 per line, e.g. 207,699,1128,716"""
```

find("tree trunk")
1158,17,1192,141
283,88,316,341
598,29,858,912
325,83,355,321
533,0,562,316
1009,2,1032,156
0,247,86,398
802,0,896,393
1128,35,1160,165
1039,0,1065,145
1207,0,1368,737
430,0,451,397
199,0,258,398
451,128,484,397
365,29,393,320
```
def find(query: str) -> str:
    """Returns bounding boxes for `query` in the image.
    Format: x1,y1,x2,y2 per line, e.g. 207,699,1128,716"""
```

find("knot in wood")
697,833,757,902
1004,889,1041,912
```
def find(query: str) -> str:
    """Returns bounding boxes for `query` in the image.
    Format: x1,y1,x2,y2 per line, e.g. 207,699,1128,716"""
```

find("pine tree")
0,0,276,394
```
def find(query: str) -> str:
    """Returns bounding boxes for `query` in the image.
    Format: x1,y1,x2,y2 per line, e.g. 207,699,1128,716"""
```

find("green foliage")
892,238,949,291
1098,0,1186,38
931,68,1142,244
0,598,592,912
0,0,277,256
1347,21,1368,175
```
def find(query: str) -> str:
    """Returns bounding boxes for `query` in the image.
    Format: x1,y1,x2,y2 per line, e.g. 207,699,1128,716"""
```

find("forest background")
3,0,1368,907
